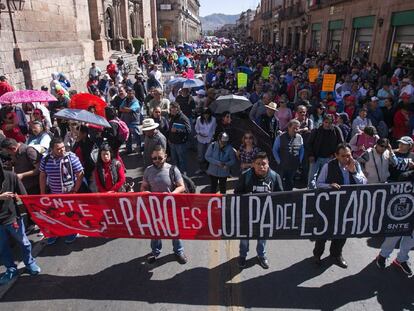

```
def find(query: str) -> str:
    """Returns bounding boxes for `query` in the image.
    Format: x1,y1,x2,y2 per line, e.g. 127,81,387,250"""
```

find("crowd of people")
0,41,414,286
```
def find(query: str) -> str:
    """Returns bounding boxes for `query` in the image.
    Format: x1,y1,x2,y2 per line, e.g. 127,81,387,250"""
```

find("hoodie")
0,163,27,225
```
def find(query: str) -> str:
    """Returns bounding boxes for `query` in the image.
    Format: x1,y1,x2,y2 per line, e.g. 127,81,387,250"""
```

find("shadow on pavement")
2,255,413,310
36,237,114,257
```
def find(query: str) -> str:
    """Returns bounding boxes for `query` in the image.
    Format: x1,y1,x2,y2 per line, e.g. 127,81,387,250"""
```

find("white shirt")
195,116,216,144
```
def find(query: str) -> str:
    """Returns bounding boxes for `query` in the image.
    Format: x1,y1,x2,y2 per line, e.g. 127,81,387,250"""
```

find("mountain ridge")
200,13,240,31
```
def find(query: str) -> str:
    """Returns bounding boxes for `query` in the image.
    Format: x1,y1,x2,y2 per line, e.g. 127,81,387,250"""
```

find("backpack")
110,118,130,142
169,165,196,193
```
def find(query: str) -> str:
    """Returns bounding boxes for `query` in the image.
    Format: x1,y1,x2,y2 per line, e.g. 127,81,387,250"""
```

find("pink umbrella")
0,90,57,104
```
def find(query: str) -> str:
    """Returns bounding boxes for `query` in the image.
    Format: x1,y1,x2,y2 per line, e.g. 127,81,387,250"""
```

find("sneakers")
376,255,386,269
26,263,41,276
0,268,18,285
238,256,247,269
64,234,78,244
393,259,413,277
257,256,270,269
175,253,188,265
47,237,58,245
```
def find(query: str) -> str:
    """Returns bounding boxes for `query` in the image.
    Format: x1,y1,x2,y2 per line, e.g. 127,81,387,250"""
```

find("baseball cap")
371,96,379,101
397,136,414,146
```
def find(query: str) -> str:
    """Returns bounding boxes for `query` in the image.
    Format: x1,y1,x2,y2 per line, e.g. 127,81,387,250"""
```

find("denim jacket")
205,141,236,177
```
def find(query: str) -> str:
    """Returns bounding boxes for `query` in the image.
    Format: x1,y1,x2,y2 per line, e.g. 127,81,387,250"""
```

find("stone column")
134,3,140,38
150,0,158,44
113,0,124,51
119,0,131,44
88,0,108,59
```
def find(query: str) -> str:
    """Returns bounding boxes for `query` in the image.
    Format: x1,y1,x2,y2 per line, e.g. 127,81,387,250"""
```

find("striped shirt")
39,152,83,194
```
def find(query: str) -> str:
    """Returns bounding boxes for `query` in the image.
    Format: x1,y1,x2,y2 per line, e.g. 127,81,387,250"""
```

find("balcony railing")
279,3,304,20
262,11,272,19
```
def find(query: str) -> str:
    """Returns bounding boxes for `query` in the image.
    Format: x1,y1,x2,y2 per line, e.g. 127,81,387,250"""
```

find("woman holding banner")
94,144,126,193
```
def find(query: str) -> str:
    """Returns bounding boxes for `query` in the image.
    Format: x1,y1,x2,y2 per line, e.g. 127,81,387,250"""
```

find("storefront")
328,20,344,53
389,10,414,69
311,23,321,51
351,15,375,61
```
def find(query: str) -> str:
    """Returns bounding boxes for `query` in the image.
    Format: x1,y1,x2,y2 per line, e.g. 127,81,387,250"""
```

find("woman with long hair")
94,144,126,193
237,130,260,171
309,103,326,129
195,107,216,174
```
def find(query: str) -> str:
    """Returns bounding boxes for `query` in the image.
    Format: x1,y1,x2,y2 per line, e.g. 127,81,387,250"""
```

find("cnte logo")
387,194,414,221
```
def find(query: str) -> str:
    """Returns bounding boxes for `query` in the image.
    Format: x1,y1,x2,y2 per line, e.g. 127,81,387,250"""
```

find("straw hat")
140,118,159,131
265,102,278,111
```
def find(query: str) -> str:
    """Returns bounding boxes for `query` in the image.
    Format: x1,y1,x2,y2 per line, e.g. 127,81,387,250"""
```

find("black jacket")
168,112,191,144
0,163,27,225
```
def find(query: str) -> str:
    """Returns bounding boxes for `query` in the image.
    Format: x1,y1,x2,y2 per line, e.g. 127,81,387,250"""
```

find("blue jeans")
197,142,209,171
0,218,36,269
151,239,184,256
308,157,332,188
380,233,414,262
170,142,187,173
126,122,141,152
239,239,266,258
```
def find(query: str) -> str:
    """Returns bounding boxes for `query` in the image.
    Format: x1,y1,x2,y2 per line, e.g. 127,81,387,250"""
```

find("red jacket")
0,81,14,97
94,160,126,192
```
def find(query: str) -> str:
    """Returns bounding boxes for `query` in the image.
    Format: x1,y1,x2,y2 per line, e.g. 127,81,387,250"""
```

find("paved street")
0,149,413,311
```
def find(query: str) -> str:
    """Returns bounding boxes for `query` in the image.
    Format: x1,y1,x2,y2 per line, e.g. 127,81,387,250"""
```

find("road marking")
225,240,243,311
208,240,221,311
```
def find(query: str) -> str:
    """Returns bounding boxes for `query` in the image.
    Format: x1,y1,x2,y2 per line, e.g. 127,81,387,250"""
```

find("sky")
199,0,260,17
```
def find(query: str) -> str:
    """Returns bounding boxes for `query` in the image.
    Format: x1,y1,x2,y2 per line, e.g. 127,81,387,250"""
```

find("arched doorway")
163,25,172,41
105,7,115,50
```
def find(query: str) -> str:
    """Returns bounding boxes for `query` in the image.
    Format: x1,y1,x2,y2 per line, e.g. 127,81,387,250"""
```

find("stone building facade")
234,9,255,42
253,0,414,67
156,0,201,43
251,4,264,43
259,0,283,46
0,0,158,90
306,0,414,67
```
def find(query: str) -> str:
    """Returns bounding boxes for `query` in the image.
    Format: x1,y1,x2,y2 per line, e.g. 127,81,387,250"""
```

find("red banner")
21,193,223,240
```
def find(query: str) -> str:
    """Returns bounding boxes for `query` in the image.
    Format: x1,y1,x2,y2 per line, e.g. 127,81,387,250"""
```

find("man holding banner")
235,152,284,269
141,145,188,265
313,144,367,268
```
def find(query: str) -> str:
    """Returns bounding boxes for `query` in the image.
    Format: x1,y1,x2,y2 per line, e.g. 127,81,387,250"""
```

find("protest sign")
237,72,248,89
308,68,319,83
22,183,414,240
322,74,337,92
261,67,270,80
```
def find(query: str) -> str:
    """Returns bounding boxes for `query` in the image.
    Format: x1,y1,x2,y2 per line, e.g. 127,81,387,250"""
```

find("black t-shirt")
235,168,284,194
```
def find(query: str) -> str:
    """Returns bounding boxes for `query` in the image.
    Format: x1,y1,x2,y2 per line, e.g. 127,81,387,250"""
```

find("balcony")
279,3,304,20
308,0,347,10
262,11,272,19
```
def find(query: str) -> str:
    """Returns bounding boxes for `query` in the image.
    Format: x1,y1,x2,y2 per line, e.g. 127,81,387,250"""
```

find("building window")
389,10,414,68
311,23,321,50
327,20,344,54
351,16,375,61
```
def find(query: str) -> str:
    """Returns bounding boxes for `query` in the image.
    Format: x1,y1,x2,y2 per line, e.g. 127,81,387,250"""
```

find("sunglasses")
151,156,164,161
378,144,387,148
